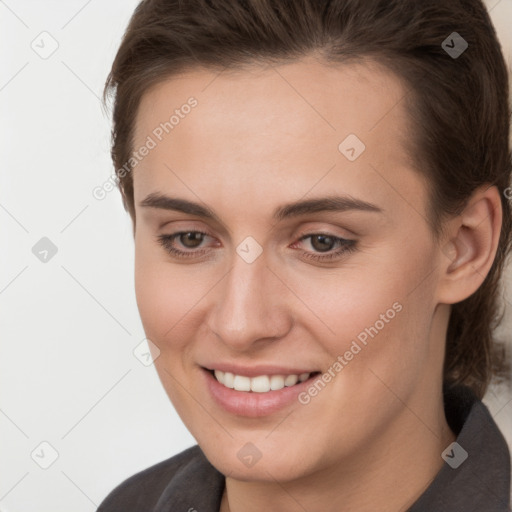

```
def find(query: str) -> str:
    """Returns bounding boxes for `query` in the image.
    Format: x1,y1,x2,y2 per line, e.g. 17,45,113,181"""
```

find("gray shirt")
97,385,511,511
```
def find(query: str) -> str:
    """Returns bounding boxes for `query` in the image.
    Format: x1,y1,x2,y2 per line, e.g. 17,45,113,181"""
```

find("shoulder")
97,444,220,512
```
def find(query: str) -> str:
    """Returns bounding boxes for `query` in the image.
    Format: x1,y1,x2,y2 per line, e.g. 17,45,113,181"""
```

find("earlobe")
437,185,503,304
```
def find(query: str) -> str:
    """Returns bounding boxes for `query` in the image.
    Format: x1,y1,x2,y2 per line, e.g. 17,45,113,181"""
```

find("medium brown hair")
103,0,512,399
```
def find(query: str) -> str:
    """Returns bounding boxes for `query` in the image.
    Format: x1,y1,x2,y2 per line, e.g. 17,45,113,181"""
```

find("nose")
206,248,292,352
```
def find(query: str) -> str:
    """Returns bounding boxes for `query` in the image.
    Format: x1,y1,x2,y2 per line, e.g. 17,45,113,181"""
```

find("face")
131,56,447,482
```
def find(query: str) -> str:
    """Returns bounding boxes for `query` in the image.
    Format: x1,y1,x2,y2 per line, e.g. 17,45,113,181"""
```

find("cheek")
133,245,200,409
298,245,436,386
286,256,414,349
134,236,181,344
134,261,173,342
134,236,212,350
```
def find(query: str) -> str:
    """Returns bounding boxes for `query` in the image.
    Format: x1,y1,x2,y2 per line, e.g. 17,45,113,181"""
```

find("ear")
435,184,503,304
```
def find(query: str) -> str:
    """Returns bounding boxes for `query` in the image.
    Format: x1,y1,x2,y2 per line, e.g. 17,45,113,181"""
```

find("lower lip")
202,368,317,417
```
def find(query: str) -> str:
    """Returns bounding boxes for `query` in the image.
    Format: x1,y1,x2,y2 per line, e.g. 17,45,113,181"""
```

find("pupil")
182,232,202,248
312,235,333,252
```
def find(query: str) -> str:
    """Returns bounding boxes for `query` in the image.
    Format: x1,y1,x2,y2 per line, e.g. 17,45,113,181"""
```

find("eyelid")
158,225,354,248
294,225,356,241
157,228,357,263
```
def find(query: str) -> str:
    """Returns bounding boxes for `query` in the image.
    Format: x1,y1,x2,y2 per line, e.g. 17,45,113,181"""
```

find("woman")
97,0,512,510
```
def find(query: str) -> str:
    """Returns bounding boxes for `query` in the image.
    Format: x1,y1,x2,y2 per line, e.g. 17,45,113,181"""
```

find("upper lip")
202,363,318,377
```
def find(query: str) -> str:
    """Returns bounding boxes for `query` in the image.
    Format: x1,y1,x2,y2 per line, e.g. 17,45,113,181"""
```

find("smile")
202,365,322,416
212,370,312,393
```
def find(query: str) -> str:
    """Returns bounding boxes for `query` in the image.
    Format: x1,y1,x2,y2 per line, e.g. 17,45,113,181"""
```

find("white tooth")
233,375,251,391
218,372,306,392
251,375,270,393
269,375,285,390
223,372,235,388
284,374,298,387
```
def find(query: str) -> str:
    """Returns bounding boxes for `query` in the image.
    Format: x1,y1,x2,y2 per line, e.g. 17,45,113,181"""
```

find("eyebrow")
139,192,383,228
139,193,382,223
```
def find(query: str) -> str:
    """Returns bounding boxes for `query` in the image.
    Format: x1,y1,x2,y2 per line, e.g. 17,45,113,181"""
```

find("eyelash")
156,230,357,262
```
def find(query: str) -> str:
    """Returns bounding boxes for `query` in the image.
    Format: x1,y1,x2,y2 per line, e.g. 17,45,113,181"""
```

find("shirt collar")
408,384,511,511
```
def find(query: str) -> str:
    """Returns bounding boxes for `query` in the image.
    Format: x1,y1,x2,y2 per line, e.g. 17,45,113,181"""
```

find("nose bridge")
207,247,288,349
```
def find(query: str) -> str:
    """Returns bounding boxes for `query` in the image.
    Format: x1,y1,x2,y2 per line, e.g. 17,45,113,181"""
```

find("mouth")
201,365,323,416
205,368,321,393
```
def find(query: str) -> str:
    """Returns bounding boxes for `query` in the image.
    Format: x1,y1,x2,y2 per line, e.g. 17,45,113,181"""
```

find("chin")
198,435,317,483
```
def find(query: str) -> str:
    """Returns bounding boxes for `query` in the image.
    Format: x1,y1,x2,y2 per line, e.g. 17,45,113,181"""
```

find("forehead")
134,56,409,145
131,56,425,219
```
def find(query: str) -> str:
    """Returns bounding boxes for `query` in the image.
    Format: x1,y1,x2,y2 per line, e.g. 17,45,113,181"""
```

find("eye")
156,230,214,259
292,233,357,262
156,230,357,262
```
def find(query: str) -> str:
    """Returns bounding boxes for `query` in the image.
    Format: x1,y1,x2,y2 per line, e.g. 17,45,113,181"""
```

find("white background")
1,1,511,510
